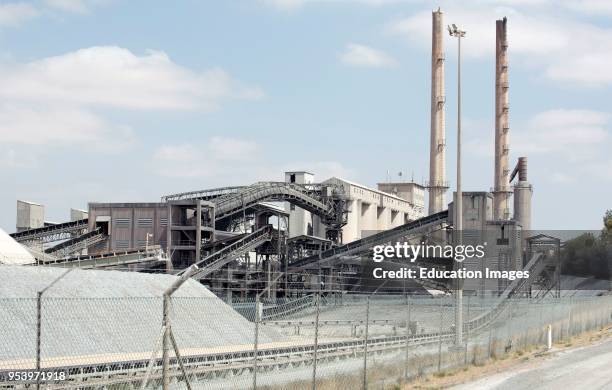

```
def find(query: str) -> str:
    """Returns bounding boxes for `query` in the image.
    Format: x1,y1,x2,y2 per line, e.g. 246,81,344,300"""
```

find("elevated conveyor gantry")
164,182,348,242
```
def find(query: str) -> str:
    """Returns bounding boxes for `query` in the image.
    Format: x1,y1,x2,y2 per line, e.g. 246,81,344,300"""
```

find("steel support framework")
163,182,348,242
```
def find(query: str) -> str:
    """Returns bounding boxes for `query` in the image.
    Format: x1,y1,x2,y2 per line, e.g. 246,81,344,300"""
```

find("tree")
560,210,612,279
602,209,612,243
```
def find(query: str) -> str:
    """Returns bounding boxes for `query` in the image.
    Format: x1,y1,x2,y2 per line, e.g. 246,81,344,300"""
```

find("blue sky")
0,0,610,231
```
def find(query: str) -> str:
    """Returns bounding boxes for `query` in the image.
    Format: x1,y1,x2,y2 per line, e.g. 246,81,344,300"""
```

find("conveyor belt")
10,219,88,243
290,210,449,269
182,225,274,279
44,228,107,257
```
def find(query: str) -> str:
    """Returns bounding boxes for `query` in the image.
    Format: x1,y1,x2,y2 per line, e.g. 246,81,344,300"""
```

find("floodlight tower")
448,22,466,347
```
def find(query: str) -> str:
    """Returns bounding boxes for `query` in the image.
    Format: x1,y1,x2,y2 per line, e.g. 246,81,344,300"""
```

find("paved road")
452,338,612,390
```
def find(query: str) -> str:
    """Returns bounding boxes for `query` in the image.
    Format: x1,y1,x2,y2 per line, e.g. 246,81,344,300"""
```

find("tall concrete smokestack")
428,8,447,215
493,17,512,220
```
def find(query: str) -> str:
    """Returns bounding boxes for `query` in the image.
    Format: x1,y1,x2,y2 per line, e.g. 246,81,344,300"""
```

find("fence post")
312,293,321,390
35,292,42,390
160,264,200,390
567,296,573,338
404,296,411,380
162,294,170,390
35,269,73,390
546,324,552,350
464,295,471,365
253,297,260,390
487,322,492,359
437,298,443,372
362,296,371,390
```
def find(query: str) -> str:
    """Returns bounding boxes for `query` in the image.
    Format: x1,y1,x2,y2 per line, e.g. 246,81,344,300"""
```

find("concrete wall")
16,200,44,232
449,192,493,231
449,192,522,296
377,182,425,210
323,177,425,243
70,208,88,222
283,173,425,244
285,171,314,237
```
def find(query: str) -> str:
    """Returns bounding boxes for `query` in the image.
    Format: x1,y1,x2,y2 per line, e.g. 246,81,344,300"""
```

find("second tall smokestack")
493,17,512,220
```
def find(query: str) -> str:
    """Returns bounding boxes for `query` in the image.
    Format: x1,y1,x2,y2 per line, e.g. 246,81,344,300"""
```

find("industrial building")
16,200,44,232
286,172,425,243
7,11,554,300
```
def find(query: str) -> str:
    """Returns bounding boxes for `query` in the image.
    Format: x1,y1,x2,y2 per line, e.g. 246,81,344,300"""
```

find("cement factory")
3,8,604,390
2,11,559,301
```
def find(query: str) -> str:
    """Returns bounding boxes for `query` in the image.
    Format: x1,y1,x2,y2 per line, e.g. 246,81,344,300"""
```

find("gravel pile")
0,265,282,363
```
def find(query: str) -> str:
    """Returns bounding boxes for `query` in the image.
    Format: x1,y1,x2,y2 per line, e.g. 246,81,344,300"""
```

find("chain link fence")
1,293,611,389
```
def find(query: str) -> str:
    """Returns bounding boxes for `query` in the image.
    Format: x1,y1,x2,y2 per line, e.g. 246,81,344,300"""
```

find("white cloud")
562,0,612,15
550,172,574,184
0,3,39,27
262,0,306,11
0,47,263,154
282,161,355,179
339,43,397,68
513,109,609,157
387,6,612,86
261,0,419,11
45,0,90,13
0,104,134,150
0,46,263,111
465,109,611,188
0,148,37,169
155,137,261,179
154,138,354,184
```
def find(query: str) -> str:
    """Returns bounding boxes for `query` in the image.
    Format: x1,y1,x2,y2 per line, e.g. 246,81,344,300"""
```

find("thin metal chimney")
493,17,512,220
428,8,447,215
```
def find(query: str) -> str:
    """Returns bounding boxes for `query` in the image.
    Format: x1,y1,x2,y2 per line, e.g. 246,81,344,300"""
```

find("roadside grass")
256,324,612,389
